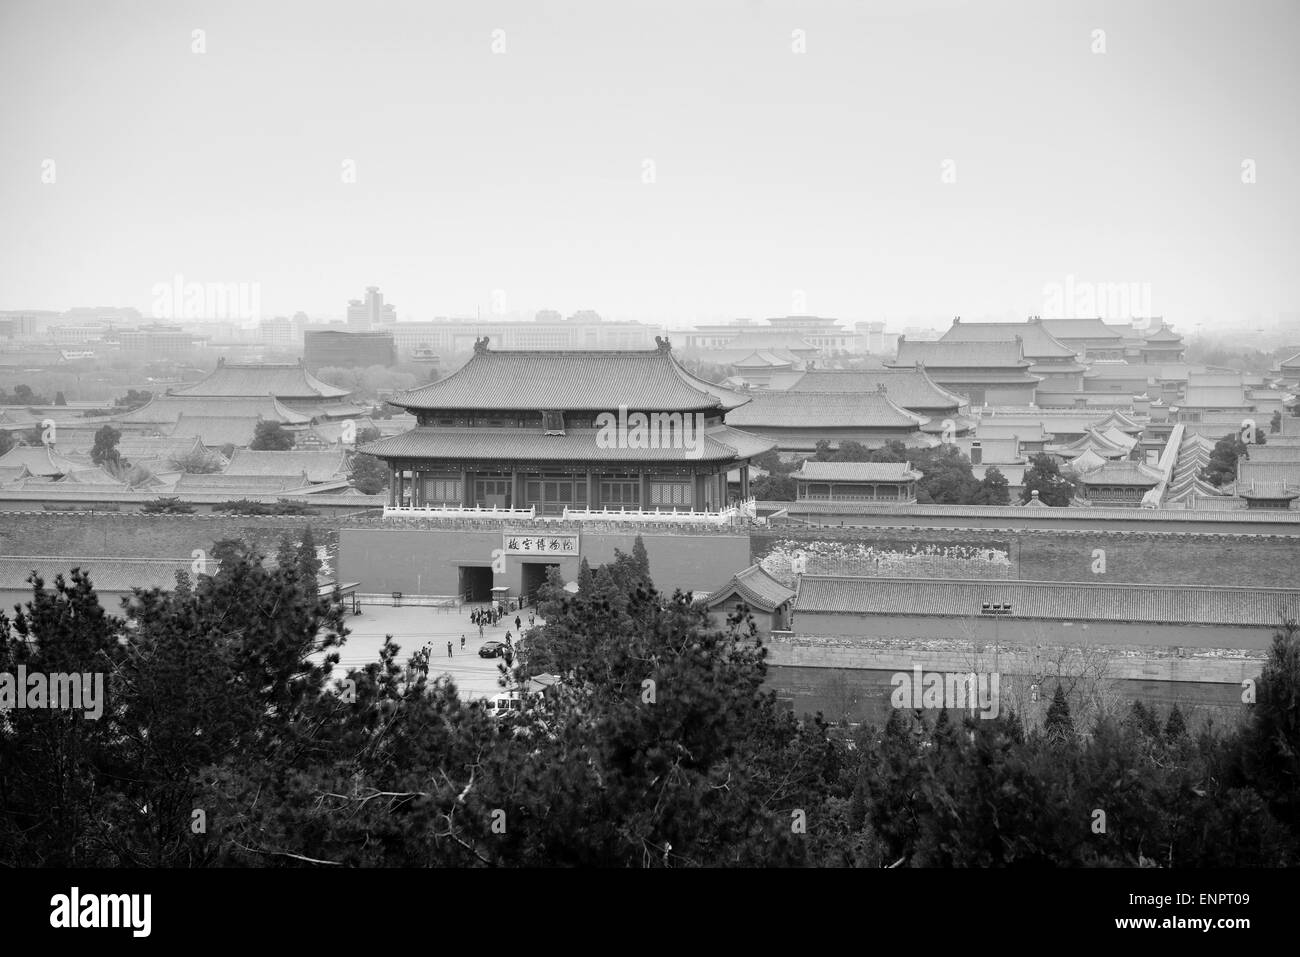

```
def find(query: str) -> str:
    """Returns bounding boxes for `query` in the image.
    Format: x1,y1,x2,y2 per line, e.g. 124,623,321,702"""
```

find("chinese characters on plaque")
503,532,579,556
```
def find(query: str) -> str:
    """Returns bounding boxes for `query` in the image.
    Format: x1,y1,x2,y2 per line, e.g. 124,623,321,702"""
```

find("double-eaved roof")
391,344,750,413
793,575,1299,626
359,423,775,464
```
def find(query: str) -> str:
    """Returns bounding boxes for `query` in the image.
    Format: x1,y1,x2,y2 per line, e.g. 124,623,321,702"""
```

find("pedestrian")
515,615,521,632
447,640,453,658
529,614,535,627
504,630,512,645
478,622,484,638
460,634,465,650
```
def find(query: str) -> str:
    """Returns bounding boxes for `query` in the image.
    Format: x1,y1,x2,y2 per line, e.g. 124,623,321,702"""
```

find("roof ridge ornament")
655,335,672,353
473,336,490,355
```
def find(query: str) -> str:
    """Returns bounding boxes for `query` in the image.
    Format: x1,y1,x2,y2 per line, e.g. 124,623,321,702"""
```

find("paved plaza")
315,602,539,701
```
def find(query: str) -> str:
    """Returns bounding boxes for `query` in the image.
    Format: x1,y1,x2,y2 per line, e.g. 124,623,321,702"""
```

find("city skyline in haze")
2,0,1298,331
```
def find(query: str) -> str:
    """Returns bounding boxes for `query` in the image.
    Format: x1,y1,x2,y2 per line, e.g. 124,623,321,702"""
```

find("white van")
487,692,527,717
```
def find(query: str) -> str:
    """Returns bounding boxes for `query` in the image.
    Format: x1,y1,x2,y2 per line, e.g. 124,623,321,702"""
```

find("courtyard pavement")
314,602,540,701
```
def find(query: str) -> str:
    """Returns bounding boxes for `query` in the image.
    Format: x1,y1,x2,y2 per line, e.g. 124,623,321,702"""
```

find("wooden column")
461,469,470,506
510,470,519,509
389,464,397,506
740,464,750,499
586,470,596,509
640,471,650,510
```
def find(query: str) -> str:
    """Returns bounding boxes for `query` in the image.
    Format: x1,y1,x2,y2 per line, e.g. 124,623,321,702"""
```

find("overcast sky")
1,0,1297,331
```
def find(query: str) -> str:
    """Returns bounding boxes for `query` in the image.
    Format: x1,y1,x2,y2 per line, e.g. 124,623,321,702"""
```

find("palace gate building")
352,337,775,602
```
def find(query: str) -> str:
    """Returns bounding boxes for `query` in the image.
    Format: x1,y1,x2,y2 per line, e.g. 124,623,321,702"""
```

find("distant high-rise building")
346,286,397,329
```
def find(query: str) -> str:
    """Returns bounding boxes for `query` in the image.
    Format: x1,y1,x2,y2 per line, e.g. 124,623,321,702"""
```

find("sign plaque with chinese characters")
503,531,579,556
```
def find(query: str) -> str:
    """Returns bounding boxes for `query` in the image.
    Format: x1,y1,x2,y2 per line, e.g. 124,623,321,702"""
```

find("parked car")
478,640,506,658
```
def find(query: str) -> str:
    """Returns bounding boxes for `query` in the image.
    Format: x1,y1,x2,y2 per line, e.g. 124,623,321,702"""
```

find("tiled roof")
975,421,1048,441
309,416,376,445
392,347,749,413
55,467,127,487
732,350,798,369
793,575,1300,626
115,394,313,425
1144,323,1183,343
225,449,350,483
168,415,264,448
108,435,206,462
1037,318,1124,340
796,461,923,481
174,472,311,492
0,557,196,594
1099,426,1139,450
358,423,775,464
169,359,350,399
1181,386,1252,408
0,465,31,485
1242,445,1300,464
1049,428,1133,459
1074,460,1164,486
1070,448,1108,472
786,367,967,409
724,390,928,429
940,320,1077,358
0,445,86,477
1237,460,1300,487
1237,481,1299,500
705,563,795,613
893,339,1032,369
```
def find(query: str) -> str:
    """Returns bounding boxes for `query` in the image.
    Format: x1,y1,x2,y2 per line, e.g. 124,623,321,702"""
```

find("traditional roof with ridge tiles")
785,366,968,409
358,423,775,464
114,394,313,425
0,444,89,477
169,358,350,399
795,460,924,482
704,564,796,613
391,341,751,413
1037,317,1125,341
892,338,1036,371
724,389,929,429
224,449,351,483
940,319,1078,359
1073,460,1165,486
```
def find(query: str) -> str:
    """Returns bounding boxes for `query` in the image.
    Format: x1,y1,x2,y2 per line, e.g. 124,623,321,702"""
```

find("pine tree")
1044,684,1074,741
631,535,651,580
1164,703,1187,741
297,526,321,594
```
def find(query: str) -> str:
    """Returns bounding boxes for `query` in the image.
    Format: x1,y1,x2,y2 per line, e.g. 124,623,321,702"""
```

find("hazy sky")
1,0,1297,331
